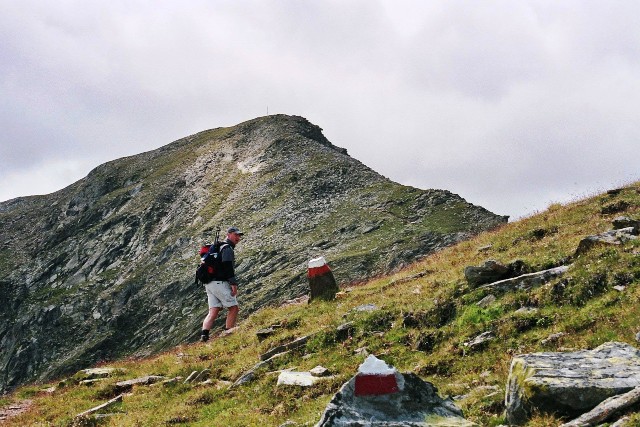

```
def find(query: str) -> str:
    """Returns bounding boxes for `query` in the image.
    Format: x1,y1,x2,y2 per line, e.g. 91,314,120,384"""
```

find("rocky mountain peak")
230,114,339,150
0,115,506,393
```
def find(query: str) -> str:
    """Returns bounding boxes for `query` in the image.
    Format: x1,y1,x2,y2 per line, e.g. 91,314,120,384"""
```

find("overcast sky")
2,1,639,219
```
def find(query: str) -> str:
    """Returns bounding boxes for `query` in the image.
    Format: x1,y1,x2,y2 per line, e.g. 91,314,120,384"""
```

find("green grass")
3,183,640,426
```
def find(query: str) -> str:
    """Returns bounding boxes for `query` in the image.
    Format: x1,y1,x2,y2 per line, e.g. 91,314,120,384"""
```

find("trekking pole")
214,227,221,245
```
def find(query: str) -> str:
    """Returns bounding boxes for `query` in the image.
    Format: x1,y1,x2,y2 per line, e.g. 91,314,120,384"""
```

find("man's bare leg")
201,307,221,341
226,305,239,329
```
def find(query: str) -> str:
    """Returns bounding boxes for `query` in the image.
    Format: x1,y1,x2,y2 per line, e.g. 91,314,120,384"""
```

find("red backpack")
194,241,228,284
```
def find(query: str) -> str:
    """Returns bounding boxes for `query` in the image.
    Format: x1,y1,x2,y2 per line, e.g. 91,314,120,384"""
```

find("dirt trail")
0,399,33,424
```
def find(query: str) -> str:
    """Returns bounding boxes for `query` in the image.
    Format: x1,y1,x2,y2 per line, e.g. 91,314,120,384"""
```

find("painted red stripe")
308,264,331,278
354,374,399,396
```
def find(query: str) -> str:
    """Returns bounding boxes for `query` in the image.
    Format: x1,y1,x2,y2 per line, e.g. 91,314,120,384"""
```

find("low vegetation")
2,183,640,426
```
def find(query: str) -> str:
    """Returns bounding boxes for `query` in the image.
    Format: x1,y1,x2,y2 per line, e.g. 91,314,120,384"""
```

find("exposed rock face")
612,216,640,231
478,265,570,293
464,260,509,287
114,375,165,393
277,371,327,387
464,259,531,288
560,387,640,427
575,227,638,256
505,342,640,425
0,115,506,392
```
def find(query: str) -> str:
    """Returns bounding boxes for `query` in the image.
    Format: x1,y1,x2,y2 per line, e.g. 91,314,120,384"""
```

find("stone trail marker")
308,257,339,302
355,355,401,396
316,355,475,426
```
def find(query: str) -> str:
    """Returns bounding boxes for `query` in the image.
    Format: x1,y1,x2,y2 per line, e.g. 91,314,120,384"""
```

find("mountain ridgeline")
0,115,506,392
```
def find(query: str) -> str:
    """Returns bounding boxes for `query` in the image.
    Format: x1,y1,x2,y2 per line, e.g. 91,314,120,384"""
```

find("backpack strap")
203,243,230,267
218,243,230,255
207,242,229,255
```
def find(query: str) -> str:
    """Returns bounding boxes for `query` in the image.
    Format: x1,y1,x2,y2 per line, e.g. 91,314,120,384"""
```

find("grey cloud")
1,1,640,219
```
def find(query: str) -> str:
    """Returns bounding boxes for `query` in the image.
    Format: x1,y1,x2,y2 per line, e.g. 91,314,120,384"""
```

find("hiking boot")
200,330,210,342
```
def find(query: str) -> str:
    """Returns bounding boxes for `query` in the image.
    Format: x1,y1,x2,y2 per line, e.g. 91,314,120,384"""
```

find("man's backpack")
195,242,228,285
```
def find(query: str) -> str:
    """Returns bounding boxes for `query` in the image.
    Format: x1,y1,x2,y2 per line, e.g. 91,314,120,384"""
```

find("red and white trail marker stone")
308,256,339,302
354,355,403,396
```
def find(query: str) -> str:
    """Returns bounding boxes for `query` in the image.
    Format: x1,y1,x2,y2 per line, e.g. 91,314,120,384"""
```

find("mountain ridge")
0,114,506,393
2,181,639,426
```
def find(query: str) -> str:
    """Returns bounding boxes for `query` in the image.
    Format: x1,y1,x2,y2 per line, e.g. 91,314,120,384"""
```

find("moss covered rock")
505,342,640,425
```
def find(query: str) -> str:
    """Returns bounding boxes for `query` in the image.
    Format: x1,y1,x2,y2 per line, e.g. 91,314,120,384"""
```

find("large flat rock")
277,371,324,387
505,342,640,425
479,265,569,293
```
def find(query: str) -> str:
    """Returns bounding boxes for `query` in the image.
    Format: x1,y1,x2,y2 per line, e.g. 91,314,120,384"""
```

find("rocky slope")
0,115,506,392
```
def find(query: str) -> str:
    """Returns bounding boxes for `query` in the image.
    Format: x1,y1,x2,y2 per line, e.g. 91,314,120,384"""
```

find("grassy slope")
3,183,640,427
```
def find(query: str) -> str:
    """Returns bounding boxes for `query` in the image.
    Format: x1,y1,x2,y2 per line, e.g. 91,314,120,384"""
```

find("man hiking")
200,226,243,342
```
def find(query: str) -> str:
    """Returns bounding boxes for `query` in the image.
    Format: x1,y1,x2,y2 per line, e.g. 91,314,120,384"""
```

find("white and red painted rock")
354,355,403,397
308,257,339,301
316,368,471,426
308,257,332,277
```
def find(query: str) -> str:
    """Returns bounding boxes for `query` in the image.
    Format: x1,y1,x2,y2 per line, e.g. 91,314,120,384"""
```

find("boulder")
260,335,312,361
463,259,531,288
476,294,496,308
183,369,210,384
232,351,289,388
277,371,323,387
114,375,165,393
310,366,331,377
540,332,566,346
478,265,569,293
464,260,509,287
612,216,640,233
353,303,378,312
514,307,538,315
335,322,355,342
76,367,120,380
464,331,495,351
316,355,475,426
184,371,199,383
256,327,276,341
575,227,638,256
79,378,107,386
505,342,640,425
560,386,640,427
601,201,631,215
74,394,124,419
231,363,264,388
611,416,632,427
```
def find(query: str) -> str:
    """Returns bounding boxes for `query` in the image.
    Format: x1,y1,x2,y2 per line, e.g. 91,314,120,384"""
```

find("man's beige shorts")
204,281,238,308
